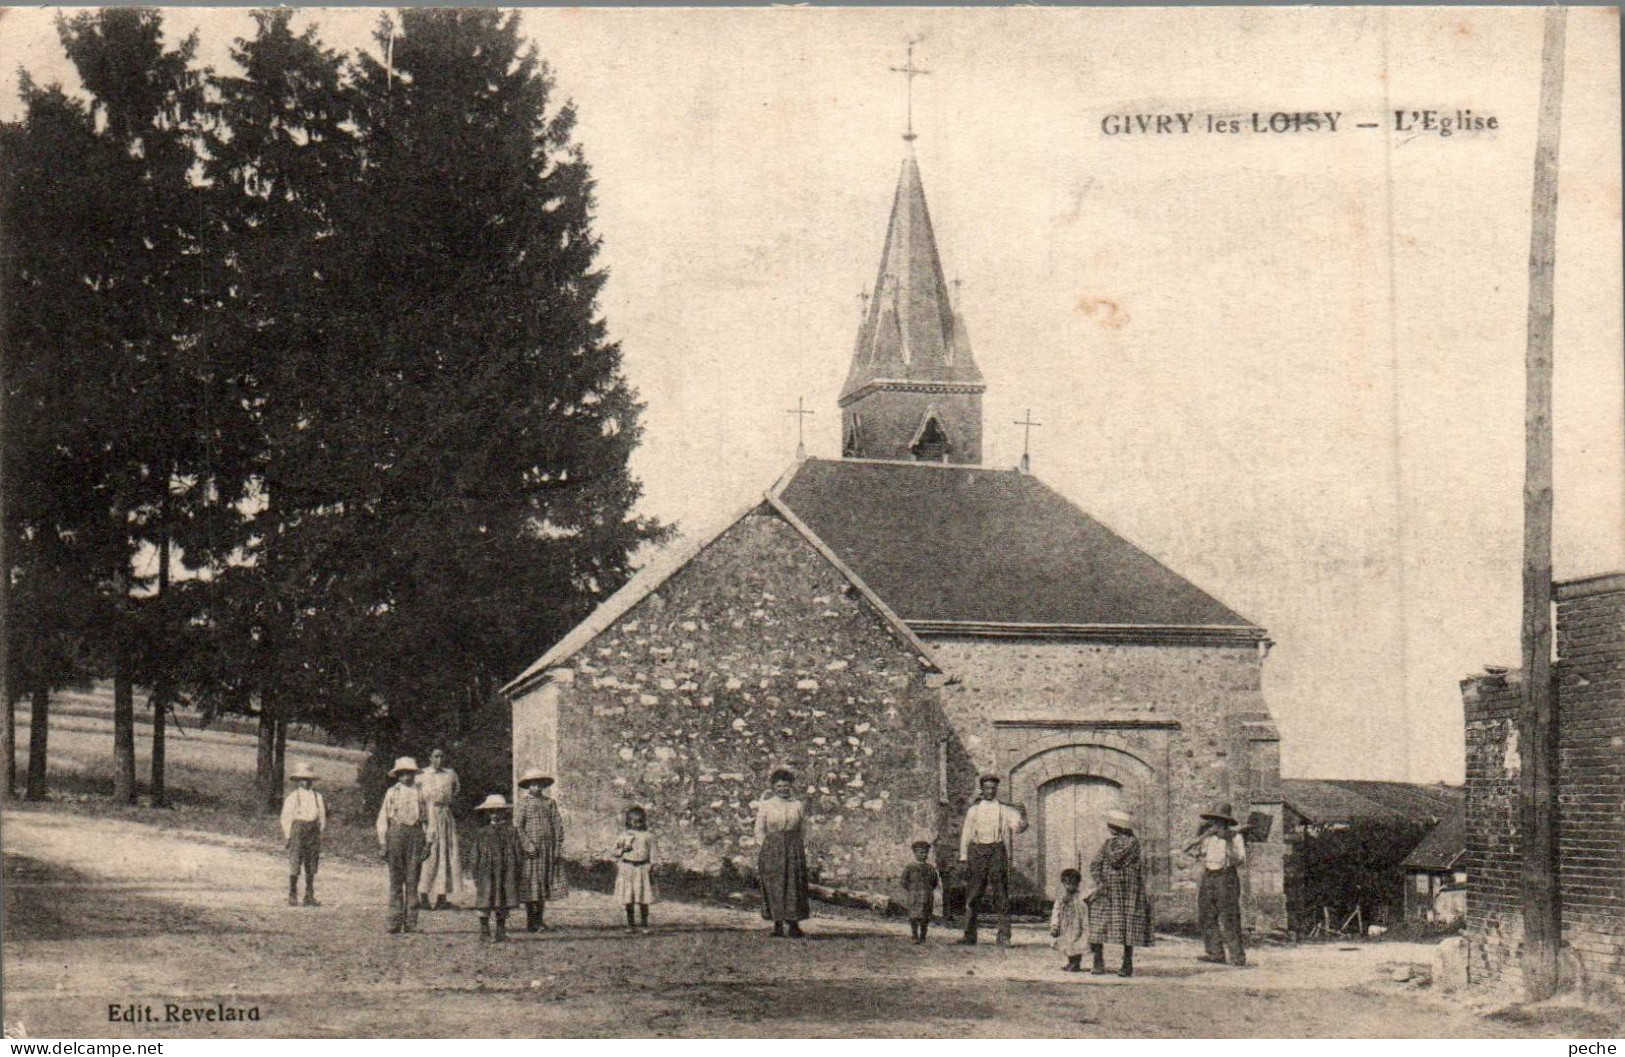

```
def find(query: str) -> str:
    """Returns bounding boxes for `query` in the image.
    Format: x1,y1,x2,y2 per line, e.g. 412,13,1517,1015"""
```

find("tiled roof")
1402,810,1467,872
1282,778,1463,826
775,458,1259,632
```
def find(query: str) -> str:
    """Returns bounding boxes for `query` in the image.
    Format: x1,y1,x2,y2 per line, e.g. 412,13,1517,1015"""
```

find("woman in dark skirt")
1087,809,1154,977
754,768,810,937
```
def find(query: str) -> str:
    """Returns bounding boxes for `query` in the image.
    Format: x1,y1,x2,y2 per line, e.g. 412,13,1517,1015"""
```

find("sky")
3,6,1621,784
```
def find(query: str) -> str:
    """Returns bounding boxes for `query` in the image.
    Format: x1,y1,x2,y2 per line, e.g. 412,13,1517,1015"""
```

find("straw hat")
517,767,554,788
288,762,318,781
475,794,510,812
388,756,421,777
1104,809,1136,833
1200,803,1238,826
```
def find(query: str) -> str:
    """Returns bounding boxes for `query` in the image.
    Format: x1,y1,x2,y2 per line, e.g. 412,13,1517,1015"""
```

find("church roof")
841,152,984,403
774,458,1261,637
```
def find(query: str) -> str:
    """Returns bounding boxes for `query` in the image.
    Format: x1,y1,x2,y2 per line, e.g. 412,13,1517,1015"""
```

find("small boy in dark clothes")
900,840,941,944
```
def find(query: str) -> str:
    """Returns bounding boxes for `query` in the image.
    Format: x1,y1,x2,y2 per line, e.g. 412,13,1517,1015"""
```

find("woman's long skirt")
757,828,810,922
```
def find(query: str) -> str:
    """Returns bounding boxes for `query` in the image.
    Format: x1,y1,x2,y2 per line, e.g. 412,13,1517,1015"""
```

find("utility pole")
1519,3,1567,1004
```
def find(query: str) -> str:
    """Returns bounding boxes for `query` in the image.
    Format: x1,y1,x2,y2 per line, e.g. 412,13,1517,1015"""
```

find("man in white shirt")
375,757,430,934
1187,802,1247,966
279,763,327,907
957,775,1027,946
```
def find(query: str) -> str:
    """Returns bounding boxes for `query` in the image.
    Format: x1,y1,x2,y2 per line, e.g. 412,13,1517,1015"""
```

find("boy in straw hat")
280,762,327,907
375,757,430,934
1186,802,1248,966
470,794,531,943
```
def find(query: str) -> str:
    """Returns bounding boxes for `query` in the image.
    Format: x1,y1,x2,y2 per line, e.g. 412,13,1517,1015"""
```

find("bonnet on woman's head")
770,767,795,785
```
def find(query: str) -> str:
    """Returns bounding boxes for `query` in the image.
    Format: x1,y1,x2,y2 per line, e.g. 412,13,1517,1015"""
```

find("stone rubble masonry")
1463,571,1625,1010
926,637,1284,929
511,511,945,888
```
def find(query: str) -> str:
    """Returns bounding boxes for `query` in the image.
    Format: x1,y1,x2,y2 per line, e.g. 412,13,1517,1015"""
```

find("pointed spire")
840,154,983,402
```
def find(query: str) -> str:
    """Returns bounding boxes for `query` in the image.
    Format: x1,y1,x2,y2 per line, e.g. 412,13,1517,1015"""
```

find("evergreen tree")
1,81,119,800
52,10,222,803
201,9,362,808
327,9,663,793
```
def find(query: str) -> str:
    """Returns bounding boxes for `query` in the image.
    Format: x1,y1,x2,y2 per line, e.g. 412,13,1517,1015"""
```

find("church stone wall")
529,511,945,890
925,637,1284,928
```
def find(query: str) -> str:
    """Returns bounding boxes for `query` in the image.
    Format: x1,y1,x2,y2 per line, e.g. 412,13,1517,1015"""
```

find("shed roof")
1402,810,1467,872
1282,779,1463,826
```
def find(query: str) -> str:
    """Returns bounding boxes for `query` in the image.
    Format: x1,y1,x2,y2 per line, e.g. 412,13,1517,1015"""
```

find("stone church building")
505,143,1285,927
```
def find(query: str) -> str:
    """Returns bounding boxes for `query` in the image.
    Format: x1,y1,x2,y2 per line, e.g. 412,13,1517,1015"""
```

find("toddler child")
1050,867,1092,971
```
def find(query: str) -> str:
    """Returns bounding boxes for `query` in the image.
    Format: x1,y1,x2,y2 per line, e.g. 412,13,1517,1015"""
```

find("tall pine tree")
202,9,363,808
329,10,663,792
53,10,219,803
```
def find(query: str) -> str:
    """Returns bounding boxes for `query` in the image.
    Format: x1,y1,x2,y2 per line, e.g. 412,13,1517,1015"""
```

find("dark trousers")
385,823,426,932
962,842,1011,942
287,820,321,885
1199,865,1246,964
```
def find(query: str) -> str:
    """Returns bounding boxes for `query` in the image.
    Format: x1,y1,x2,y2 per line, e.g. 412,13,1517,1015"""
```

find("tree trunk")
150,534,170,808
273,715,287,798
25,685,49,800
151,693,168,808
4,689,17,798
256,698,277,812
113,652,137,804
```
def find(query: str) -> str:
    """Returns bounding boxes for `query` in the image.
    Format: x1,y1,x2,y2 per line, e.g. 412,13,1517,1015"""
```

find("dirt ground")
5,801,1614,1040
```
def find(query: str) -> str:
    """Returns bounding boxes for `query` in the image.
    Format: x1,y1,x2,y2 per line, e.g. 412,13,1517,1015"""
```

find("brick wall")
1462,669,1525,998
513,511,945,889
1554,574,1625,1006
1463,571,1625,1008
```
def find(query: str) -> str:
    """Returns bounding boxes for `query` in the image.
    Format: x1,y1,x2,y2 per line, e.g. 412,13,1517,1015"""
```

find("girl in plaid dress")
1088,809,1153,977
515,768,568,932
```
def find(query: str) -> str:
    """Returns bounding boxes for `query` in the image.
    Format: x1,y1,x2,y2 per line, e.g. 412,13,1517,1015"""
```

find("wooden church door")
1039,775,1123,897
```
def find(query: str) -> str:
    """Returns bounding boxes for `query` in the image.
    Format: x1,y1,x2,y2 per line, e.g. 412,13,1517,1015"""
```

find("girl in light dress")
614,805,658,932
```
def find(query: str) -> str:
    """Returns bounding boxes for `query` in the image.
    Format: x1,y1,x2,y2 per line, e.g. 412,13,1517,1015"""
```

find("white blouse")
753,795,805,843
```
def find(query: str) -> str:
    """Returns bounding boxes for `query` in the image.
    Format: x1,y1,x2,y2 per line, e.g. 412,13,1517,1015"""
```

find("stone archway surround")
995,721,1177,899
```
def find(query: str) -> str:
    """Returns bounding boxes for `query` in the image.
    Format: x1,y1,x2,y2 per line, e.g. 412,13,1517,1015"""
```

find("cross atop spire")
889,36,930,142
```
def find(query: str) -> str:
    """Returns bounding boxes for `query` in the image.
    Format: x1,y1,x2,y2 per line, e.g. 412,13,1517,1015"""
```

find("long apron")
757,827,811,922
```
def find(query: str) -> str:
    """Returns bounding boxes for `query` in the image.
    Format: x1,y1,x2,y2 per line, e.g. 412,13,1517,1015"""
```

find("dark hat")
1200,803,1238,826
770,767,796,784
911,839,933,851
978,774,1001,786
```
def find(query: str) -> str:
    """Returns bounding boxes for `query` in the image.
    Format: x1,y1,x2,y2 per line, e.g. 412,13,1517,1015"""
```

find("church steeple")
839,76,985,465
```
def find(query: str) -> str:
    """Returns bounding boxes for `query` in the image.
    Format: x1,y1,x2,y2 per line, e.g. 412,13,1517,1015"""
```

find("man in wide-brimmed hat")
956,774,1027,946
1187,802,1247,966
279,762,327,907
514,767,567,932
375,757,430,934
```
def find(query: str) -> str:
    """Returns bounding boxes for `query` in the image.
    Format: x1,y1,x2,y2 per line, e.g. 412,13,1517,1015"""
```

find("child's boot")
419,892,432,912
919,920,929,943
1119,946,1134,978
640,904,650,932
479,916,492,942
287,877,299,907
493,912,508,943
1090,943,1108,975
303,879,320,907
1065,954,1083,972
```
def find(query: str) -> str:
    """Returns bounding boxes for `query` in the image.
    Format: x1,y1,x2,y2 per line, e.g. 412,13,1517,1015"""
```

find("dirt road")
3,803,1593,1039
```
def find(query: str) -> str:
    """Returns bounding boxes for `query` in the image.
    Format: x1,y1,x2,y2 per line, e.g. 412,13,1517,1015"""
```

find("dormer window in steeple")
844,413,865,458
910,414,951,463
